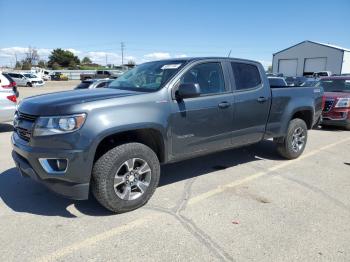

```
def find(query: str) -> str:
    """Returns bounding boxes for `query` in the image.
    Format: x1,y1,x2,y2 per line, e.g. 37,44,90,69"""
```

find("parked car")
0,90,17,123
12,57,323,213
80,70,121,81
31,67,51,81
51,72,68,81
1,73,19,97
313,71,332,78
7,72,44,87
320,76,350,130
268,76,288,87
23,73,45,87
301,79,319,87
285,76,307,86
74,79,113,90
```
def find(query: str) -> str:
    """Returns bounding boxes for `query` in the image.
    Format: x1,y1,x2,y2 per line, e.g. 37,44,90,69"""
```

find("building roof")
273,40,350,55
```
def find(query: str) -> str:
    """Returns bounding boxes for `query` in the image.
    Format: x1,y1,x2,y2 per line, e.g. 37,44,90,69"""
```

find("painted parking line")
188,136,350,206
36,136,350,262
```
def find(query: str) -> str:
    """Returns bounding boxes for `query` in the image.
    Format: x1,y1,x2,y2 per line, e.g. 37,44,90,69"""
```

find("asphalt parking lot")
0,81,349,262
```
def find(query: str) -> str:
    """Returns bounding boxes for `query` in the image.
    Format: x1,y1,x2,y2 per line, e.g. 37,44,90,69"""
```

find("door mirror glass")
175,83,201,100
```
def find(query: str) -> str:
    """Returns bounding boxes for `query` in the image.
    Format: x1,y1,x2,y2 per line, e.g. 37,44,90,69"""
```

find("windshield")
108,60,187,92
320,79,350,93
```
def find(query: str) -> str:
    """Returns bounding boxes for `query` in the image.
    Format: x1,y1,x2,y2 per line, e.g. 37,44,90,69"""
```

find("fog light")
39,158,68,174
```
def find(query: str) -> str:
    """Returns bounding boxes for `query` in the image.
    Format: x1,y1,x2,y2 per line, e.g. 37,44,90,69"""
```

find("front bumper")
322,109,350,128
11,134,90,200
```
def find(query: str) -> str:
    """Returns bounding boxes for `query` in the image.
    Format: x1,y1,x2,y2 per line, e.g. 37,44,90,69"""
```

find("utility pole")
105,54,108,67
121,42,125,65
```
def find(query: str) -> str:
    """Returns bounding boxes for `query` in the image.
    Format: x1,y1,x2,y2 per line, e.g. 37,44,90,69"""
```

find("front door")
169,61,234,159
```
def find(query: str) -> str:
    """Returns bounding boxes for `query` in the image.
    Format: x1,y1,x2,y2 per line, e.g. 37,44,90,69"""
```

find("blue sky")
0,0,349,67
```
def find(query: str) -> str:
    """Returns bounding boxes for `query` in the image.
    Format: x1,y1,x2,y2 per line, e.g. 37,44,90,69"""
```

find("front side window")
109,60,187,92
180,62,225,95
231,62,261,90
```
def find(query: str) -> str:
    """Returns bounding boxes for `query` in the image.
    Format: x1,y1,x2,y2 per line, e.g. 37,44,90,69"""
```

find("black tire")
92,142,160,213
26,82,32,87
312,116,321,129
275,118,308,159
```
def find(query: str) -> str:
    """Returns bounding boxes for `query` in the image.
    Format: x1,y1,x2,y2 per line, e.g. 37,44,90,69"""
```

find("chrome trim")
38,158,69,174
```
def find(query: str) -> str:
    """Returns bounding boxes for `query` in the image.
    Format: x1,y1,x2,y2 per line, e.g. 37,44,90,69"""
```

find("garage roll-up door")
304,57,327,74
278,59,297,76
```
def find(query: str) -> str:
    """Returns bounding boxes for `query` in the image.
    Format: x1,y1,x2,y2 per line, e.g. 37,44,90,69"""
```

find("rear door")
228,61,271,146
170,60,234,159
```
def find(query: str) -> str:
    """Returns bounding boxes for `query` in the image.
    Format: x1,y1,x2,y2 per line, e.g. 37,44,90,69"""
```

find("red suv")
321,76,350,130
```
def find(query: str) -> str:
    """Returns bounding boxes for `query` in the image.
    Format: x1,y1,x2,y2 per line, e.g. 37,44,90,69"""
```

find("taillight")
2,82,16,88
6,95,17,103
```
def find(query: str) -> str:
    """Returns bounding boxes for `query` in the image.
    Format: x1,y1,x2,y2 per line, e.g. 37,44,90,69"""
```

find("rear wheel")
92,143,160,213
275,118,308,159
26,82,32,87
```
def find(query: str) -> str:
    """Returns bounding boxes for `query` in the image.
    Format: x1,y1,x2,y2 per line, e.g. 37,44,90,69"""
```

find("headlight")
334,98,350,108
33,113,86,136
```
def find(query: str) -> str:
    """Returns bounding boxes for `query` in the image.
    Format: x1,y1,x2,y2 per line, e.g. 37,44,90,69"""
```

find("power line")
121,42,125,65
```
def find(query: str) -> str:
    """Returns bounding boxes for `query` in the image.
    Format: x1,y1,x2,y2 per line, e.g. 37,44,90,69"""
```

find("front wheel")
92,143,160,213
275,118,308,159
26,82,32,87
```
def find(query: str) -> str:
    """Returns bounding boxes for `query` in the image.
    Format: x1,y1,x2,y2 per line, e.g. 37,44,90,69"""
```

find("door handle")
218,101,230,109
257,97,267,103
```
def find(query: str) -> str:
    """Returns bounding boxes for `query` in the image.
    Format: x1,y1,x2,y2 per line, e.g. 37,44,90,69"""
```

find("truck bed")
265,86,323,138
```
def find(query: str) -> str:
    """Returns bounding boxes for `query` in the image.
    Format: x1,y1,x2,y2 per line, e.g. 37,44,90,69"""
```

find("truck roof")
151,57,261,64
321,76,350,80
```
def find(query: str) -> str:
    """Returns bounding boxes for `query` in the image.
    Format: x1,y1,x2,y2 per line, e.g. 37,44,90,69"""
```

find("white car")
0,90,17,123
0,71,11,91
7,72,45,87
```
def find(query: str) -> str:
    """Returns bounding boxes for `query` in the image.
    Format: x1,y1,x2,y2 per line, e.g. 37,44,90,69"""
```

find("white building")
272,40,350,76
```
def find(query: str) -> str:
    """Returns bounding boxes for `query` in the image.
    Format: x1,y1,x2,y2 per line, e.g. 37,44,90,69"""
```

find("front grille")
323,99,334,112
18,112,37,121
16,127,31,142
15,112,38,142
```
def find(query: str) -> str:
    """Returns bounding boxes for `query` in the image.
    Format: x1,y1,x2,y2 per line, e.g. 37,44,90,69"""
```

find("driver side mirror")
175,83,201,100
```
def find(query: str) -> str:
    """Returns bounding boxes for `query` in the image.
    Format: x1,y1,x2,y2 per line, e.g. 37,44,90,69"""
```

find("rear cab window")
230,62,261,91
76,82,92,89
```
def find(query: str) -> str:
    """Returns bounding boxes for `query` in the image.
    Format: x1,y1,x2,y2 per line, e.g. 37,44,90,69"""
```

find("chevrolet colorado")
12,57,323,213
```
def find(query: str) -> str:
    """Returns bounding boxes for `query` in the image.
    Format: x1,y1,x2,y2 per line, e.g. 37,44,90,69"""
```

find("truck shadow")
0,140,282,218
0,123,14,133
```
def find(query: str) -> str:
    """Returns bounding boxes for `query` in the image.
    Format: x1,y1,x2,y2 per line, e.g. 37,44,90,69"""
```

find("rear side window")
231,62,261,90
96,82,107,88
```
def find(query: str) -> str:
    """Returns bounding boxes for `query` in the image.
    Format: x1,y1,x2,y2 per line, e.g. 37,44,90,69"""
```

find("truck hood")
18,88,142,116
324,92,350,99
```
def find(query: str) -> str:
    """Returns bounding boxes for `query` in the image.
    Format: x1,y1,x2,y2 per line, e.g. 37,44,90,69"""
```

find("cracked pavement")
0,82,350,262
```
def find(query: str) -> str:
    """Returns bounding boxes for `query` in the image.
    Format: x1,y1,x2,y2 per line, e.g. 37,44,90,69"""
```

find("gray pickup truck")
80,70,122,81
12,57,323,213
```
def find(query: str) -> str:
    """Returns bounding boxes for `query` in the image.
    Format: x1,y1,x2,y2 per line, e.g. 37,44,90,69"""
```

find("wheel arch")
92,127,167,166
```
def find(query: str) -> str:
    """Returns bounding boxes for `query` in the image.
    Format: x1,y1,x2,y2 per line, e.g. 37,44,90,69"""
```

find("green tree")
21,61,31,70
81,56,92,64
15,61,22,69
48,48,80,69
51,62,61,70
38,60,47,68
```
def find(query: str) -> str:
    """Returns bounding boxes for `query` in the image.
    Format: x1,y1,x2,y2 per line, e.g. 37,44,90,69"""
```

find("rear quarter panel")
265,86,323,138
